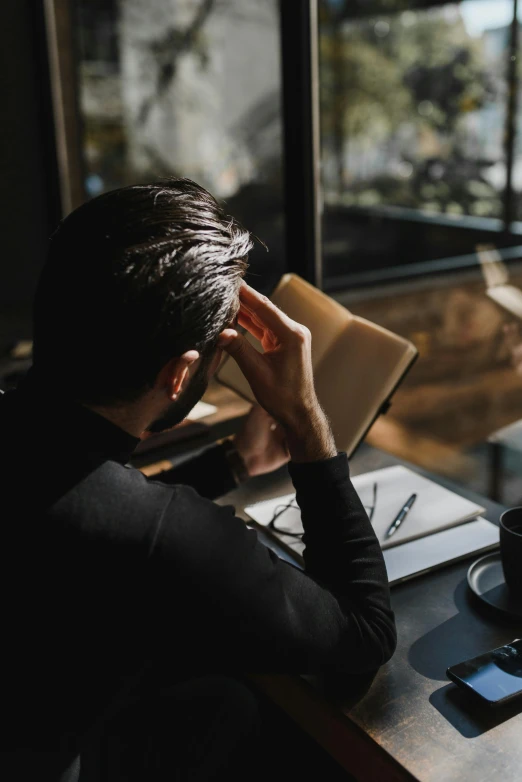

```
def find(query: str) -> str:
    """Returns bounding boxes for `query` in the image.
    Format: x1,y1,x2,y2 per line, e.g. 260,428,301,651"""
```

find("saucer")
467,553,522,621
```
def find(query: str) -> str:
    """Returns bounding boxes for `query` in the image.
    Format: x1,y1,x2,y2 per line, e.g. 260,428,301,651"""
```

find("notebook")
382,518,499,585
347,465,486,549
244,465,498,585
217,274,418,457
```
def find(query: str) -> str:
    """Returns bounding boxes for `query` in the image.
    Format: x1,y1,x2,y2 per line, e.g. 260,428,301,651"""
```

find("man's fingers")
222,330,264,376
239,302,266,331
238,308,279,351
237,310,266,343
239,283,295,337
239,303,278,343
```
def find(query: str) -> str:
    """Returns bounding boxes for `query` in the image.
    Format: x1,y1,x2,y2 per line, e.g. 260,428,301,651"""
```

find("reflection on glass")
74,0,285,289
319,0,510,220
341,265,522,503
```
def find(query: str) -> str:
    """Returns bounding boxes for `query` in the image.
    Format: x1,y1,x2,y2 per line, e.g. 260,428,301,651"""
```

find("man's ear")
159,351,200,401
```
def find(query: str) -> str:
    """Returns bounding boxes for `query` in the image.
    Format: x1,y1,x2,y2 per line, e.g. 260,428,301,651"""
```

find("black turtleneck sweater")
0,372,395,779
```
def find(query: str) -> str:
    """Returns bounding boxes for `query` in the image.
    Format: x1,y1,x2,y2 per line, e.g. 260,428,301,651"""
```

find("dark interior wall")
0,0,60,340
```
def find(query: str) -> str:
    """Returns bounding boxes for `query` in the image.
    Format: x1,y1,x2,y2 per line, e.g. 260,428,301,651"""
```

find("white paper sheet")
244,466,498,584
382,518,499,585
245,465,485,550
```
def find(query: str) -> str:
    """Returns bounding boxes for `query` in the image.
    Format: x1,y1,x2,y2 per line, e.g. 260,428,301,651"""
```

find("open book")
217,274,418,457
478,244,522,318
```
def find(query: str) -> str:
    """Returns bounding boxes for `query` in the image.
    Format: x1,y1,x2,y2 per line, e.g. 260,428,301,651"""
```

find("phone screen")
447,639,522,704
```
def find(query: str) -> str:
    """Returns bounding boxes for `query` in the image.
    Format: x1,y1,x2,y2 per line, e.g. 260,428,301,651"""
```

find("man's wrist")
221,438,250,485
284,409,336,463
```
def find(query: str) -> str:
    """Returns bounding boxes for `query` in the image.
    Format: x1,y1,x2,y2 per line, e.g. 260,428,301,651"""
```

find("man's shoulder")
52,458,234,556
64,458,174,509
51,460,176,540
57,459,215,522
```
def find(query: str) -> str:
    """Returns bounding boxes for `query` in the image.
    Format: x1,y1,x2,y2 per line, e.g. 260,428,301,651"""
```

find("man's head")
33,178,252,430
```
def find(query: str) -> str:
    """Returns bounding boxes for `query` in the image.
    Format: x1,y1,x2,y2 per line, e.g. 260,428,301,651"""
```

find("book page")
245,465,486,555
313,317,417,455
245,468,493,586
244,492,305,558
383,518,498,585
244,500,497,586
350,466,485,549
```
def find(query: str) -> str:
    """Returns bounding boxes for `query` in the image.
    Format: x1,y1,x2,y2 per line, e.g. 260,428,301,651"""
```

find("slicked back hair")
33,178,252,405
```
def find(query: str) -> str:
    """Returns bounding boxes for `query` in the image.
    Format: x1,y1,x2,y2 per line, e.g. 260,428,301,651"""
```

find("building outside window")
74,0,285,291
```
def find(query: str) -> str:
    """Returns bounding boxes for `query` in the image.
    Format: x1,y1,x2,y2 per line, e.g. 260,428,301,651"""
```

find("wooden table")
217,444,522,782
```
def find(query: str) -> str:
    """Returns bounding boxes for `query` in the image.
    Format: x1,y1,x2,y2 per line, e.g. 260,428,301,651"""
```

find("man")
0,178,395,780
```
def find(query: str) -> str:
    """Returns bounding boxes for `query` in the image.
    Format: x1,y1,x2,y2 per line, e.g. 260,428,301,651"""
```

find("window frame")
42,0,522,290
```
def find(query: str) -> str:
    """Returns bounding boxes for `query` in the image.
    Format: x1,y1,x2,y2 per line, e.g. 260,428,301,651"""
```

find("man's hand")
218,283,336,463
234,404,289,478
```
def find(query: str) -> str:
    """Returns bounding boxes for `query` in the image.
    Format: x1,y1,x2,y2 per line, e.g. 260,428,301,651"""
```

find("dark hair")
33,178,252,405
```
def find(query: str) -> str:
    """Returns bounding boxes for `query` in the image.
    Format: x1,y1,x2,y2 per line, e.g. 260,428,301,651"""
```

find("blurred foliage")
320,35,412,142
319,1,504,218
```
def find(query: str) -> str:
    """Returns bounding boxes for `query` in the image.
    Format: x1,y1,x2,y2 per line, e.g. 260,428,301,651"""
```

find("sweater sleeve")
291,452,396,670
144,452,396,675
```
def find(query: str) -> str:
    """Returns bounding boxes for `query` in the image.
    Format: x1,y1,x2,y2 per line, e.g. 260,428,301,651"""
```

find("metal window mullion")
279,0,322,288
43,0,86,215
504,0,519,231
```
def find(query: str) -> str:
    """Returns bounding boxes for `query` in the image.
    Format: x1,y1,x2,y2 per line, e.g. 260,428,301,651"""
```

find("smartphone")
446,639,522,707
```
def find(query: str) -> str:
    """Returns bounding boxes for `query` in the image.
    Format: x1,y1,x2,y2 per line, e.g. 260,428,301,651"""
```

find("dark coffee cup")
499,507,522,598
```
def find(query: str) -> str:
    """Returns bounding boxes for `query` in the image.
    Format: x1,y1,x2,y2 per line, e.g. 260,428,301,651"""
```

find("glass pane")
515,2,522,221
319,0,516,283
320,1,522,502
74,0,285,290
337,263,522,505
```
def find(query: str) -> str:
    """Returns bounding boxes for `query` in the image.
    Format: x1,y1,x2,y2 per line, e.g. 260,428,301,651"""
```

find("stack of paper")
349,466,485,549
245,465,499,585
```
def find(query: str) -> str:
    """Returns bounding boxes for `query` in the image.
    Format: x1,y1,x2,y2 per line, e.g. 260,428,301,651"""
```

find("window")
74,0,286,290
317,2,522,500
319,0,522,286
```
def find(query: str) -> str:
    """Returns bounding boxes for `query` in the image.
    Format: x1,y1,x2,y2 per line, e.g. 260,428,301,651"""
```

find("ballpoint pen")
385,493,417,539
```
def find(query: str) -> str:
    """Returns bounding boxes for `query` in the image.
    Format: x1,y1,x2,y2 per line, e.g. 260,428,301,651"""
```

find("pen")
385,493,417,539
